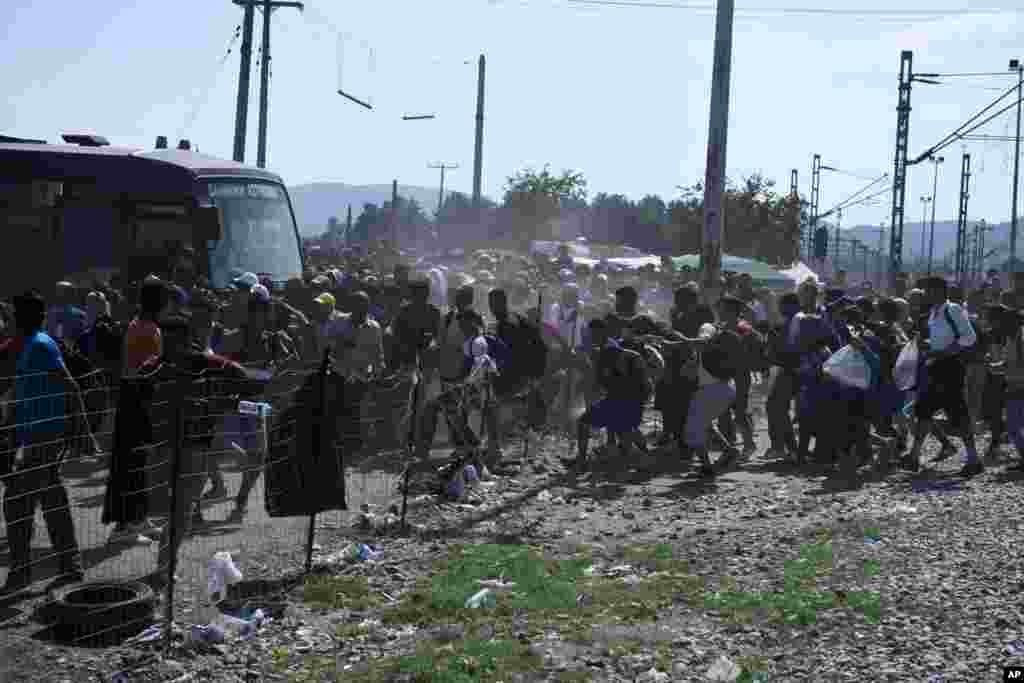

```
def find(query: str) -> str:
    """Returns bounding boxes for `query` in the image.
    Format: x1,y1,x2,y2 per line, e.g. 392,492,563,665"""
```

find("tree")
351,203,381,243
503,166,587,244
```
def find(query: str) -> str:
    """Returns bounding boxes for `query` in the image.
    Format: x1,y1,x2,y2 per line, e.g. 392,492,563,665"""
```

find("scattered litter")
464,588,496,609
864,538,882,545
476,579,516,590
110,672,131,683
124,624,181,646
188,623,225,645
636,667,670,683
1006,639,1024,656
705,655,742,682
463,464,479,487
213,608,267,641
537,489,552,503
926,675,946,683
911,480,963,496
207,552,243,605
894,505,918,514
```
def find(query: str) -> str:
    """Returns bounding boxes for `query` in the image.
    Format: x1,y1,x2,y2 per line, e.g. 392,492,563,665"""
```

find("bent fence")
0,352,426,678
0,342,770,679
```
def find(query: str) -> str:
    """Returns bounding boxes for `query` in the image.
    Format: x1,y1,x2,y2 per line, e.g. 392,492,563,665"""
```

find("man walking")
2,291,93,598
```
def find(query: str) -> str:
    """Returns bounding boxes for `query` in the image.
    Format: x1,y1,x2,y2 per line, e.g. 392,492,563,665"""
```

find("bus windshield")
206,180,303,289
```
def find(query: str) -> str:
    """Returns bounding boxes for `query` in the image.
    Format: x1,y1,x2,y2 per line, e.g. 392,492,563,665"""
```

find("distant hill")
843,219,1012,269
289,182,475,236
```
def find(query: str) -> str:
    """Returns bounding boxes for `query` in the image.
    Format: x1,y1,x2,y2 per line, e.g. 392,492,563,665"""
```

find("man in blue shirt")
45,281,87,342
2,291,93,598
903,276,983,477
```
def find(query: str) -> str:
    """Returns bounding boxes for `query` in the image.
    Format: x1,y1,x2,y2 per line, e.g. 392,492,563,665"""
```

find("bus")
0,133,305,296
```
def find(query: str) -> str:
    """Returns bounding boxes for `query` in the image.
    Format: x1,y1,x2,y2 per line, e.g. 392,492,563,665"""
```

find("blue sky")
2,0,1023,234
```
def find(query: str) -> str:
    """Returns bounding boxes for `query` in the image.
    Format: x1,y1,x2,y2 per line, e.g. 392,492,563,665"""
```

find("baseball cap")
250,284,271,304
231,272,260,290
313,292,336,308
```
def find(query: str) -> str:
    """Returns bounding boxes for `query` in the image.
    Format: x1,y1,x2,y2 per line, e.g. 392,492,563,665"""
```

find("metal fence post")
304,349,330,574
163,374,187,651
400,362,422,531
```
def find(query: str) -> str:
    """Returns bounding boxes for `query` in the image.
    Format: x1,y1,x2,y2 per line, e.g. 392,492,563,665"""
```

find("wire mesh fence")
0,334,772,679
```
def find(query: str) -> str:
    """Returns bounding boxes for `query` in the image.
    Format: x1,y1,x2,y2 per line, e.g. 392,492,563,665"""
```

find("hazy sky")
2,0,1023,235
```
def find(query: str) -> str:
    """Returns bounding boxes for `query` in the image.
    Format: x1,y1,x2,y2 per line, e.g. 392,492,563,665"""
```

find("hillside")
842,219,1011,268
289,182,461,236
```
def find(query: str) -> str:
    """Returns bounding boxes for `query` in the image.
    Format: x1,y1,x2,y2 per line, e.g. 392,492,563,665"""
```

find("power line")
177,25,242,140
911,80,1022,163
519,0,1017,18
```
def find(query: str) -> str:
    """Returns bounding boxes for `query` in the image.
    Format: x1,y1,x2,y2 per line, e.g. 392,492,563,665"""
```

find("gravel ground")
4,391,1024,682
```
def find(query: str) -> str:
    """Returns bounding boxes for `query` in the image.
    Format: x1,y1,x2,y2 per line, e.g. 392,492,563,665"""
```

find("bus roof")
0,142,284,184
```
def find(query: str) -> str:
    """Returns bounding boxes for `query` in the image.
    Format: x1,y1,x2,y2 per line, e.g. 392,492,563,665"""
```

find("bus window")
206,180,302,289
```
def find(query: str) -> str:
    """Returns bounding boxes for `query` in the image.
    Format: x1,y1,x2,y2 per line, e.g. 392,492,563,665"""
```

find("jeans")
766,369,799,452
1006,398,1024,457
3,438,83,583
684,382,737,449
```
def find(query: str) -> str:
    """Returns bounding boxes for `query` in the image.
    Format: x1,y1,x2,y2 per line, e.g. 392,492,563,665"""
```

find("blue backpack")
464,335,512,375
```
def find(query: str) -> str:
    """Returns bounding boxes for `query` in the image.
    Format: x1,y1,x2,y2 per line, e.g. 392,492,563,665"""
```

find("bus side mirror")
194,206,222,242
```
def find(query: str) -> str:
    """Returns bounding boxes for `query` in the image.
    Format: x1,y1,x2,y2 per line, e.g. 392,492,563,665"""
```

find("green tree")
503,166,587,243
351,202,381,243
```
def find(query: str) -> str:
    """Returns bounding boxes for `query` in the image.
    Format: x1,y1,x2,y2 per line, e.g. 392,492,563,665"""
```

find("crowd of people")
0,238,1020,600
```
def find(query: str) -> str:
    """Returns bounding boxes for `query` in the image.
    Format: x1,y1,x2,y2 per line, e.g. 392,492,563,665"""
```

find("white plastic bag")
822,345,871,390
893,339,919,391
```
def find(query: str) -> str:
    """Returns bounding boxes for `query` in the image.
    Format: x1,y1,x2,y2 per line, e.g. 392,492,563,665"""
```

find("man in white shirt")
903,276,983,477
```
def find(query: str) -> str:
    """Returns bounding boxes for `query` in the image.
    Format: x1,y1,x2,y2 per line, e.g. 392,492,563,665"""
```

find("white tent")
780,261,822,286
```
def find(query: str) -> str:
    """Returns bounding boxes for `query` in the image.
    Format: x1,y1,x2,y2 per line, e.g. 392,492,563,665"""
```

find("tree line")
321,166,804,266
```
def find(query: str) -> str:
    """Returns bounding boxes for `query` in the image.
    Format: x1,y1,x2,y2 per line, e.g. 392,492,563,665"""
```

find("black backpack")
701,328,739,381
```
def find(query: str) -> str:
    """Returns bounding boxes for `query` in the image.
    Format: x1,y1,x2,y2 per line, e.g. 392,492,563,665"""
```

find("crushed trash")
705,655,742,682
537,489,552,503
464,588,496,609
893,505,918,514
910,480,963,496
926,675,946,683
188,623,225,645
207,551,243,605
476,579,516,590
110,672,131,683
1006,639,1024,656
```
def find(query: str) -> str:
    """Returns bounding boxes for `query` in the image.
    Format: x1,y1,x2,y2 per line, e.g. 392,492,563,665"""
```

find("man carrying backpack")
903,276,983,477
679,295,746,477
486,288,548,466
570,318,649,470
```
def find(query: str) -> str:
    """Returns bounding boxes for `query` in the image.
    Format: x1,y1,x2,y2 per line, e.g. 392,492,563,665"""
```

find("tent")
671,254,798,289
779,261,822,286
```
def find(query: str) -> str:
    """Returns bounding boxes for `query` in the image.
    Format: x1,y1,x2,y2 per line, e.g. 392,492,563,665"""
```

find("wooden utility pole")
472,55,486,208
700,0,735,303
232,2,256,163
232,0,303,168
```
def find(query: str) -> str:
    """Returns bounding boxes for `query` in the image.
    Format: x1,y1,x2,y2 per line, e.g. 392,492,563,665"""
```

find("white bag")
822,345,871,390
892,339,919,391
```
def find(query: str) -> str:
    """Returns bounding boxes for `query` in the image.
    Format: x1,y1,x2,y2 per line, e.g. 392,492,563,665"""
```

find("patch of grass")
704,541,881,626
623,543,681,572
383,544,592,625
303,575,381,611
863,559,881,578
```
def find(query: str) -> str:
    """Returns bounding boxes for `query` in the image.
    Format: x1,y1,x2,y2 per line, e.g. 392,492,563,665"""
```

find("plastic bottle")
464,588,496,609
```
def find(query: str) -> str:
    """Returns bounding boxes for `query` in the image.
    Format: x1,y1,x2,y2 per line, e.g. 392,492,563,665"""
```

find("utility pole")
429,163,459,217
345,204,352,246
699,0,735,302
472,55,486,209
232,1,256,163
919,196,931,273
927,155,944,274
232,0,303,169
810,155,821,264
954,153,971,285
1010,58,1022,275
391,179,399,248
789,169,800,258
889,50,914,288
833,208,843,268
